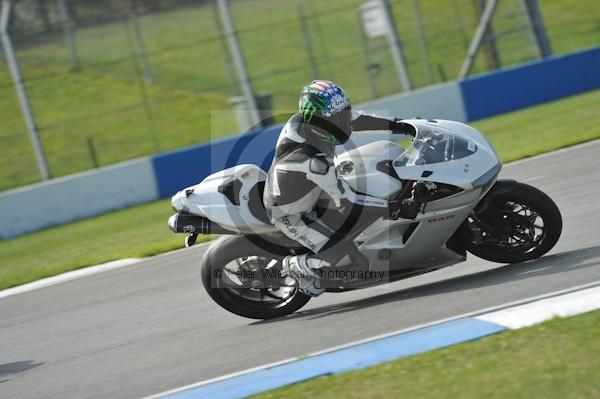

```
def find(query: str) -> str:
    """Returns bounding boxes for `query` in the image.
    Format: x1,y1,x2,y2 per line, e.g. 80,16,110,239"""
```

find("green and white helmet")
298,80,352,145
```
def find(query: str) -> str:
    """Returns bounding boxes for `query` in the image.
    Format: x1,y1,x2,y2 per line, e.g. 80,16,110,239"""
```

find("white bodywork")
335,140,405,199
171,164,276,234
391,119,499,190
171,119,501,272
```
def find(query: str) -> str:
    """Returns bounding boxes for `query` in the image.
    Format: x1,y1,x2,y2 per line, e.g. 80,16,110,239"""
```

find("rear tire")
462,182,562,263
200,235,311,319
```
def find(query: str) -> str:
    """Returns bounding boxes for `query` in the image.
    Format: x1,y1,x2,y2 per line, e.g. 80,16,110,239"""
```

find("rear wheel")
200,235,311,319
461,183,562,263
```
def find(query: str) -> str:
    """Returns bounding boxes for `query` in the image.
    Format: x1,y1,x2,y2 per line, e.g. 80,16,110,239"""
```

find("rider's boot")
282,254,328,296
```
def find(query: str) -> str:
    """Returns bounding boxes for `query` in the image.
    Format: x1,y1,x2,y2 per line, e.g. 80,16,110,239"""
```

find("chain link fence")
0,0,597,191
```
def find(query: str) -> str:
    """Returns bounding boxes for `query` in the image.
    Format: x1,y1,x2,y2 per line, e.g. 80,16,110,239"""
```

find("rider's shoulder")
283,113,303,129
279,114,305,143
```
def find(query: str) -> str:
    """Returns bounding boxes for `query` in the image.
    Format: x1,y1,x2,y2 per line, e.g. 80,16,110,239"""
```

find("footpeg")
185,233,198,247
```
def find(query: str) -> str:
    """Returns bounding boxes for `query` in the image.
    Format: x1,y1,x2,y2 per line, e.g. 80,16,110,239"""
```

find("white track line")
143,280,600,399
477,285,600,329
0,258,142,300
0,241,212,300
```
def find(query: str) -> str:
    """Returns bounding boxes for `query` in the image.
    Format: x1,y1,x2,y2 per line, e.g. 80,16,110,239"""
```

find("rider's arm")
305,155,431,219
352,111,415,136
305,155,388,210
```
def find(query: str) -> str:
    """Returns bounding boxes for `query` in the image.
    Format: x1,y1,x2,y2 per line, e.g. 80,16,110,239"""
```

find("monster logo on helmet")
299,80,353,145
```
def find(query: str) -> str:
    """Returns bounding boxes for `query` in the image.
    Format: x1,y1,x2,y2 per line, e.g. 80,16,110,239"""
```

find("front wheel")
461,182,562,264
200,235,311,319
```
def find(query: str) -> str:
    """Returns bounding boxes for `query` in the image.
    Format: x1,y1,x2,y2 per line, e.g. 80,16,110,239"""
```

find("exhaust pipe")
168,214,237,235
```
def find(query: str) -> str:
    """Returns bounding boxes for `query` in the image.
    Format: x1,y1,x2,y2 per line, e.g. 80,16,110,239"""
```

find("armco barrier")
461,47,600,121
152,124,282,198
0,158,158,239
2,47,599,238
359,81,467,122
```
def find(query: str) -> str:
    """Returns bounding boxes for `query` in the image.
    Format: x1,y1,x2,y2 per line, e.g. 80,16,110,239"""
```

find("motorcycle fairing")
389,119,501,190
171,164,279,234
172,118,501,274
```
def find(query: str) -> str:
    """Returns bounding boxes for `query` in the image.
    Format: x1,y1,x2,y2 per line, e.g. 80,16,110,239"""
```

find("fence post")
129,8,155,85
298,5,319,80
459,0,499,79
450,0,470,50
472,0,501,70
216,0,261,128
1,0,51,180
521,0,552,58
87,137,99,168
212,1,240,95
123,17,160,152
436,63,447,82
357,9,378,99
410,0,433,85
378,0,412,91
57,0,80,70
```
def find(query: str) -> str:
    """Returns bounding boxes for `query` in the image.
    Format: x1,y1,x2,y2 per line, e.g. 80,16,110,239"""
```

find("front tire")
462,182,562,263
200,235,311,319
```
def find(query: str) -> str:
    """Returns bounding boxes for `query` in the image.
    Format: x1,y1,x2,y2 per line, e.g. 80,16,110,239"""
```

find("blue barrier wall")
460,47,600,121
3,47,599,237
151,81,470,198
152,124,282,198
152,48,600,198
0,158,158,239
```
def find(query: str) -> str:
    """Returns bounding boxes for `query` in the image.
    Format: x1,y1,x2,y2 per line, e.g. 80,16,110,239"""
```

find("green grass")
0,197,214,289
253,310,600,399
0,89,598,290
1,0,598,190
0,70,237,190
473,89,600,163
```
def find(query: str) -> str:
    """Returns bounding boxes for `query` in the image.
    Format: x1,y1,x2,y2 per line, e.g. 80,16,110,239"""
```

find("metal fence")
0,0,591,191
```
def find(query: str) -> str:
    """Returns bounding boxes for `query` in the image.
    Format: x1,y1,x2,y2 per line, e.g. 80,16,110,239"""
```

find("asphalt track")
1,140,600,399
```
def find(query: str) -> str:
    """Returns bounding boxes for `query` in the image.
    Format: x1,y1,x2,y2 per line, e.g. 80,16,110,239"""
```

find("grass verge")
0,69,236,191
1,0,599,190
0,89,599,290
0,199,214,290
253,310,600,399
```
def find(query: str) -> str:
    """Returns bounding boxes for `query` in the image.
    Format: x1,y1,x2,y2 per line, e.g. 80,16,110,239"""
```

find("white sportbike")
168,118,562,319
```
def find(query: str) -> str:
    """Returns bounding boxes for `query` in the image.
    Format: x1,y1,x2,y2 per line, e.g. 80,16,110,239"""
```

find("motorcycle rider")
263,80,425,296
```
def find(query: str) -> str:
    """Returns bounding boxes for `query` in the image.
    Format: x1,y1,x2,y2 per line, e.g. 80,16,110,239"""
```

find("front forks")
466,208,506,245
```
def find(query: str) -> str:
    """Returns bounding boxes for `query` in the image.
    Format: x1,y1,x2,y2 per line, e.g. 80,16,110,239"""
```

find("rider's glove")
389,181,434,219
390,118,415,136
390,198,421,220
